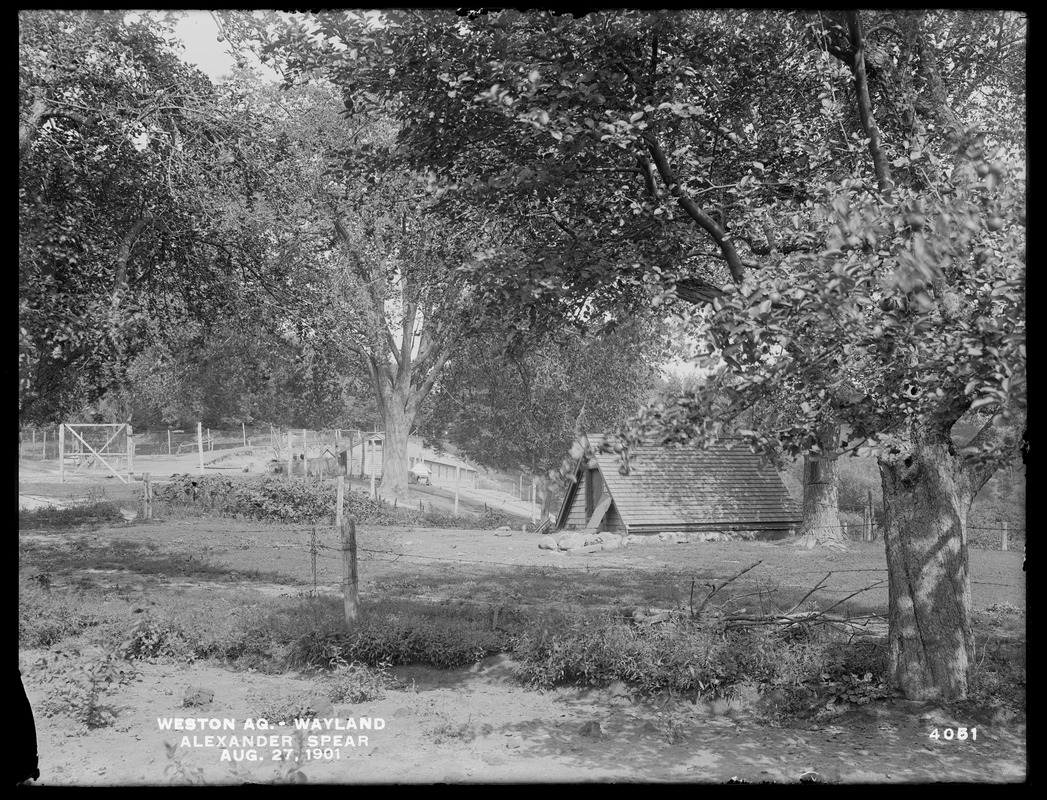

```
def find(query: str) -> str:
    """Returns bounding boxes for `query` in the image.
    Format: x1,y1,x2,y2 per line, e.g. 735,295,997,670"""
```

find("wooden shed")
556,437,801,538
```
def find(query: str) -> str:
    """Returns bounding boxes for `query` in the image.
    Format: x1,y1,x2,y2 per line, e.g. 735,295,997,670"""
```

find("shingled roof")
556,437,801,536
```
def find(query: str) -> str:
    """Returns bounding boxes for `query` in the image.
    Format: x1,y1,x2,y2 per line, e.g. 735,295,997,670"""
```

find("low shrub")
346,617,505,669
402,507,516,530
27,648,141,729
513,613,894,715
966,650,1026,710
19,501,124,529
119,617,191,661
248,691,332,725
19,576,99,647
514,614,733,696
152,474,516,528
183,594,508,673
327,661,390,703
965,618,1026,711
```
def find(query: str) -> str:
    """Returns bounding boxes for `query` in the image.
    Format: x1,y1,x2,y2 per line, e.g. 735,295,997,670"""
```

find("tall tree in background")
184,59,499,499
323,172,491,500
248,8,860,543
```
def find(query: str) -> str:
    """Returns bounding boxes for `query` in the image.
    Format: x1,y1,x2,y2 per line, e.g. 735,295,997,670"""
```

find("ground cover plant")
19,501,125,529
19,573,110,648
19,535,282,589
19,523,1025,733
27,648,141,730
150,473,516,529
19,488,1025,781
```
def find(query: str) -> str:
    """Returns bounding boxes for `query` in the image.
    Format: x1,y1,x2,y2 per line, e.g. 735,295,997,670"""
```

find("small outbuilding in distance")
409,461,433,485
556,436,801,540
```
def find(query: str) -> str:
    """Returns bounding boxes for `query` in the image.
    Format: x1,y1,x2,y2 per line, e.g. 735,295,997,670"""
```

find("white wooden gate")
59,423,133,484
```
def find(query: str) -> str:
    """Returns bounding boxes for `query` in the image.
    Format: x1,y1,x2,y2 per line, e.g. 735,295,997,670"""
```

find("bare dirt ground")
18,463,1027,785
18,653,1027,786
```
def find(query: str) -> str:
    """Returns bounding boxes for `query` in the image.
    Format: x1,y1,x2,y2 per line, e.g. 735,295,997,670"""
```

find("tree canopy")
419,317,665,476
244,7,1026,700
18,11,272,425
21,8,1025,701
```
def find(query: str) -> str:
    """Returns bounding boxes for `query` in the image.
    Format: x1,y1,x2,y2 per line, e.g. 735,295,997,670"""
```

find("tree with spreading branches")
188,8,1029,699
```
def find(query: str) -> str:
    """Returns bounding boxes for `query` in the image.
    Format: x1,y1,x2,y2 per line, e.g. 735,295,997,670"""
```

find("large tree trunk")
795,426,846,549
877,432,976,701
379,387,414,501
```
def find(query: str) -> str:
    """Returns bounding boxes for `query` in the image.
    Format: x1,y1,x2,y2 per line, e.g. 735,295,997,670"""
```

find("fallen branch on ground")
722,579,886,632
690,560,763,620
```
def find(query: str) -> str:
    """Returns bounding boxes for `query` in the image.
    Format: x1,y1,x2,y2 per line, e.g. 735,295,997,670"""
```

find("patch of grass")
21,536,284,585
19,500,124,529
386,564,717,611
513,612,733,696
160,593,509,673
430,717,478,744
248,690,333,725
963,609,1026,714
511,610,894,719
18,575,103,647
405,507,518,530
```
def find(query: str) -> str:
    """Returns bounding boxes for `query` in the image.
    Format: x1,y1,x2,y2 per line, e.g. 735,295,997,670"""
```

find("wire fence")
125,522,1021,605
18,424,497,486
19,424,1023,550
128,425,360,459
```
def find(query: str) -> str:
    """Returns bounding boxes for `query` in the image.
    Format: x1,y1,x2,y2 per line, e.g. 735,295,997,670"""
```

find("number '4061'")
930,728,976,741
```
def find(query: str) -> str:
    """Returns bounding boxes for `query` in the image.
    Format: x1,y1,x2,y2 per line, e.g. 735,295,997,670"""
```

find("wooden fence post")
335,429,341,478
59,424,65,483
197,422,205,475
286,431,293,480
311,527,318,595
336,474,344,528
454,465,460,517
144,473,153,520
127,424,134,476
866,489,874,541
1002,521,1009,551
360,431,366,480
369,440,376,499
242,423,247,448
341,518,359,625
168,428,172,456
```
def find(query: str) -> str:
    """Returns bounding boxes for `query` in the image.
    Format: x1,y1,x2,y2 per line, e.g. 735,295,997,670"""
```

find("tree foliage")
420,318,665,476
18,11,268,425
115,317,377,431
244,8,1025,700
